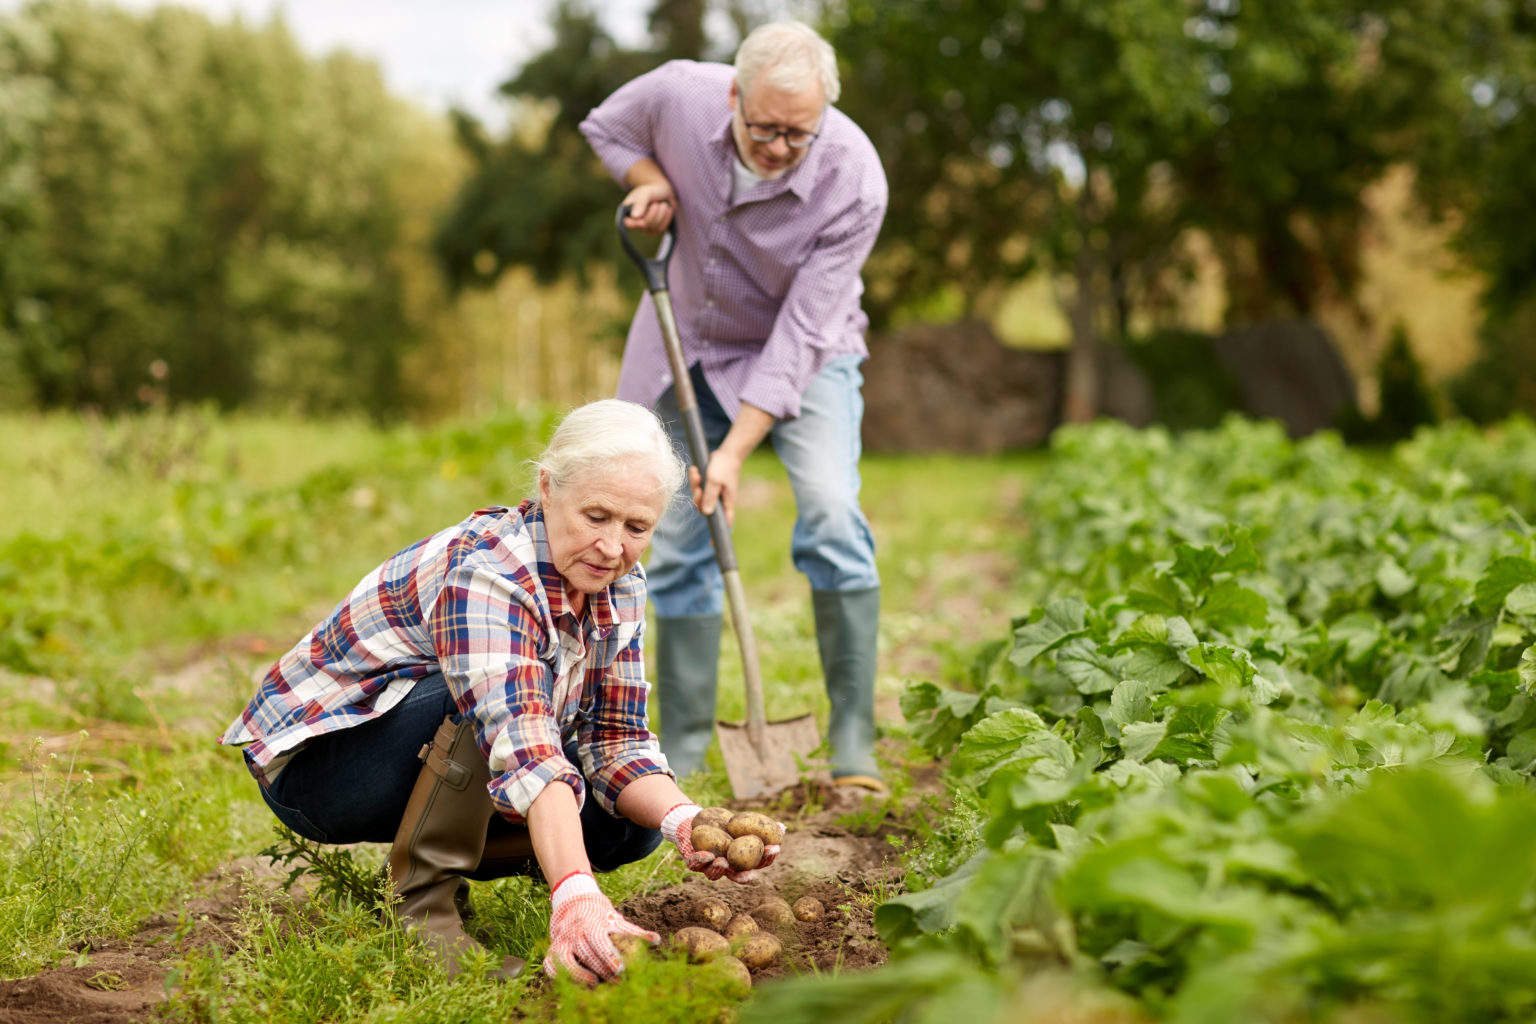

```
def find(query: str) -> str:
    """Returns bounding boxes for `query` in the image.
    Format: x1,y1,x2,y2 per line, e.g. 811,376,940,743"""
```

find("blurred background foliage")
1,0,1534,425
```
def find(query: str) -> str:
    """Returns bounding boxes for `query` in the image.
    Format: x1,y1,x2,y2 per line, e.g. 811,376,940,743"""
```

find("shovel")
616,203,821,800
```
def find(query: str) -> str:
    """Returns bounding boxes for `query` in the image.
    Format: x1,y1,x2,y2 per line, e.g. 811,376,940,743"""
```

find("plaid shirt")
220,501,670,822
579,59,888,420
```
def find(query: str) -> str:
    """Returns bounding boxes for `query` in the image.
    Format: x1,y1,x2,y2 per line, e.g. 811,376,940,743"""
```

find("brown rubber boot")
467,828,538,882
388,715,526,980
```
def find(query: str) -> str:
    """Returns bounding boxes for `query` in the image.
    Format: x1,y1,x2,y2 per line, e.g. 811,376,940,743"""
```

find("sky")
0,0,656,127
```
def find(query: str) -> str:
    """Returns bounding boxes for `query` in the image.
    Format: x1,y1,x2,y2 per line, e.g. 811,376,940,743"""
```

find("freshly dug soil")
0,776,922,1021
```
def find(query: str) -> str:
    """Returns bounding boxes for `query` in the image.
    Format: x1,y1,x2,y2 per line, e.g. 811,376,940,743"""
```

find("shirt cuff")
738,376,803,421
489,755,586,821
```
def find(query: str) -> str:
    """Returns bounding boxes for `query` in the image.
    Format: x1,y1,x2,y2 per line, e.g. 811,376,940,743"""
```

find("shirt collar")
519,499,617,636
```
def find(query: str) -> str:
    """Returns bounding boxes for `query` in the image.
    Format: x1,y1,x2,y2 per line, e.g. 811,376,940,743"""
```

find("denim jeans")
647,354,880,617
257,673,662,872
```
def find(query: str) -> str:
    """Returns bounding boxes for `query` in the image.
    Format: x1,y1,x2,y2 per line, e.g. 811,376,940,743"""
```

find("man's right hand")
621,181,676,235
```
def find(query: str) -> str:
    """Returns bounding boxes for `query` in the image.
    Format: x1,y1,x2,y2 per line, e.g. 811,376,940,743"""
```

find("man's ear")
728,77,738,109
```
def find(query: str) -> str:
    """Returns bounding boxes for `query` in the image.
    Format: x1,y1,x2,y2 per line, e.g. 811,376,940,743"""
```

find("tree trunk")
1062,202,1101,424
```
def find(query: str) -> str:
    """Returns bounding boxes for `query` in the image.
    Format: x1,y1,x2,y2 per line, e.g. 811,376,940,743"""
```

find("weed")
259,824,388,908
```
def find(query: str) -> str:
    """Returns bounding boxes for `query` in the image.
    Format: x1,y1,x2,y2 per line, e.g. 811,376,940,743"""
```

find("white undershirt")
730,152,762,204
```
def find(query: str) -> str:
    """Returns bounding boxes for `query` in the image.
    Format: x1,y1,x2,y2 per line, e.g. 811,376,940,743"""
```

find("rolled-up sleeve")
578,620,674,814
430,562,584,821
579,63,674,185
739,191,886,419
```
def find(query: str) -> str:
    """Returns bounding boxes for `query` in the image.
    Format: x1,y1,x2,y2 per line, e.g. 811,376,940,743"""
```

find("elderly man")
579,21,888,791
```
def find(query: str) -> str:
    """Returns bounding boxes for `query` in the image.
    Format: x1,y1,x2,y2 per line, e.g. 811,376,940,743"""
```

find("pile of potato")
688,807,785,873
669,893,826,987
620,807,830,990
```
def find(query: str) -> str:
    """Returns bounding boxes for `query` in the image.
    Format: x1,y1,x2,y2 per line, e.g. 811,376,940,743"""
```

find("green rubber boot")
812,587,884,788
654,614,723,780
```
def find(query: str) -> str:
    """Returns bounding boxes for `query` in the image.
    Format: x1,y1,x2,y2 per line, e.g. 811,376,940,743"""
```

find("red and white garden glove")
660,802,782,884
542,872,659,984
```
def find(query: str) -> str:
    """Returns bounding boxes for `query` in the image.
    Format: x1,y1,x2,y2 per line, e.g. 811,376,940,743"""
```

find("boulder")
860,319,1062,453
1213,320,1357,437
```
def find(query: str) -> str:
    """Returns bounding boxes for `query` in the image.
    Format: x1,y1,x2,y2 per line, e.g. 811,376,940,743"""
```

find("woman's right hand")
543,872,659,984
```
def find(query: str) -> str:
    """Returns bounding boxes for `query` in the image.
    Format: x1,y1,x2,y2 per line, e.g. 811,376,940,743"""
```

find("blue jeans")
257,673,662,873
647,355,880,616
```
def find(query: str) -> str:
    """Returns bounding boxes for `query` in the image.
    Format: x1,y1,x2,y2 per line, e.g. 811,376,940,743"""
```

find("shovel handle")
615,204,676,294
615,203,767,752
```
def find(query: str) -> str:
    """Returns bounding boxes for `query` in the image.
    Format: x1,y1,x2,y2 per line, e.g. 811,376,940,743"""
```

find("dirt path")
0,858,280,1024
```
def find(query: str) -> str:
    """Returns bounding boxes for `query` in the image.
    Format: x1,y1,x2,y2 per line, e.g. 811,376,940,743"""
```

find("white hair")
533,399,686,502
734,20,840,105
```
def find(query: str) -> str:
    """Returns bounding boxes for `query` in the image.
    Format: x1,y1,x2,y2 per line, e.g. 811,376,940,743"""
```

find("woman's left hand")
660,803,782,884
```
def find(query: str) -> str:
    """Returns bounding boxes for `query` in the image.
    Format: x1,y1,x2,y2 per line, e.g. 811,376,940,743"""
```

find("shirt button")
706,299,715,309
708,258,717,267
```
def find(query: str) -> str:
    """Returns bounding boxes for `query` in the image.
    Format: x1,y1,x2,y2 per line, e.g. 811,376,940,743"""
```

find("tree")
827,0,1503,420
0,0,419,414
434,0,772,293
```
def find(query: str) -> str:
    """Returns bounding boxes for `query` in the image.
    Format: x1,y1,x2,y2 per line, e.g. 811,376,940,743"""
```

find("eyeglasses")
737,96,821,148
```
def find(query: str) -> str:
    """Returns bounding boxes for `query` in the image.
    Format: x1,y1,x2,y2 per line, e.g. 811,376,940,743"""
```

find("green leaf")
1171,543,1222,590
1148,704,1225,767
1521,646,1536,694
1375,557,1416,599
1127,571,1190,616
1186,645,1255,691
1125,645,1190,688
1507,584,1536,617
1435,614,1497,678
874,849,988,944
1057,638,1120,694
1009,598,1089,667
1475,556,1536,614
900,682,984,756
1109,679,1154,726
1329,613,1385,665
952,847,1064,964
951,708,1054,780
1197,580,1269,629
1121,721,1168,761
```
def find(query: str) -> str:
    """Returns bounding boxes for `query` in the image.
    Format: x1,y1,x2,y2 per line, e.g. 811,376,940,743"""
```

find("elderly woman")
221,399,778,983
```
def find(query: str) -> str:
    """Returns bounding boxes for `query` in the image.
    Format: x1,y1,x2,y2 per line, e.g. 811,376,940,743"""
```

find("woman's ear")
538,468,552,505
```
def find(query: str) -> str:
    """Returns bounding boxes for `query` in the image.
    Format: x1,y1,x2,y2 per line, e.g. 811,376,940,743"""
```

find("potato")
692,806,735,831
722,913,759,942
690,824,733,856
735,932,782,971
726,811,786,845
711,955,753,994
792,896,824,922
611,933,652,964
694,896,731,930
673,926,729,962
726,834,765,872
750,897,794,930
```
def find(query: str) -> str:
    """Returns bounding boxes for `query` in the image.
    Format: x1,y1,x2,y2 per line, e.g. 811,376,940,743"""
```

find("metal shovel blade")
714,712,824,802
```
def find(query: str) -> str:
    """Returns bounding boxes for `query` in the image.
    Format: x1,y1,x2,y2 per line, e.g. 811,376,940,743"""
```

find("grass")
0,407,1043,1019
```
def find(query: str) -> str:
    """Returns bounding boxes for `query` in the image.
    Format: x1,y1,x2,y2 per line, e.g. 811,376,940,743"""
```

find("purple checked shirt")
220,501,671,824
579,60,888,420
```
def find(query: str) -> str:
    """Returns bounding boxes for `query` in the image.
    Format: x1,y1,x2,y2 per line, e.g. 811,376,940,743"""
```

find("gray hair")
533,399,686,502
734,20,840,105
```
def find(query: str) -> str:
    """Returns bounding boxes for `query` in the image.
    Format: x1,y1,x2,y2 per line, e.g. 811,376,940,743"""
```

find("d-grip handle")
615,203,677,294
